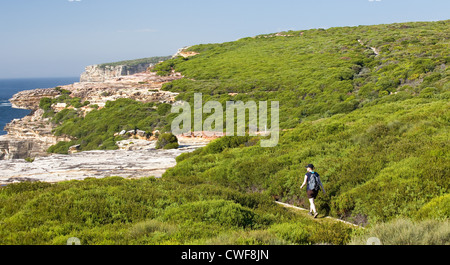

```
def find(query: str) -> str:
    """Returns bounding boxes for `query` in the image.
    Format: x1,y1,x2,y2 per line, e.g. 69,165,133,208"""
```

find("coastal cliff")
2,60,181,160
0,136,51,160
0,109,72,159
1,52,218,161
79,56,171,82
10,72,181,112
80,64,151,82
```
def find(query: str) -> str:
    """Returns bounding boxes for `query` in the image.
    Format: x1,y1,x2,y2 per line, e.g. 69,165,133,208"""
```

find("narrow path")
357,39,379,56
275,201,364,229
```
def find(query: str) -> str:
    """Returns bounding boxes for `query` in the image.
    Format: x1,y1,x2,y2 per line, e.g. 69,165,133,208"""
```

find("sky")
0,0,448,79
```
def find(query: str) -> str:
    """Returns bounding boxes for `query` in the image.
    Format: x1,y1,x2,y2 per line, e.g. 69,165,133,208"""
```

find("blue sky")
0,0,448,79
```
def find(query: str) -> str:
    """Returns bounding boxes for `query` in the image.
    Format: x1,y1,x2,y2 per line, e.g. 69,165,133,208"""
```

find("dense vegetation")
0,177,354,245
153,20,449,129
2,20,448,244
166,97,449,224
98,56,172,69
46,99,175,154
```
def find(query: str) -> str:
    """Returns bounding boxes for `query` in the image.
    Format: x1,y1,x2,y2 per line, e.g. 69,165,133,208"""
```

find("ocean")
0,77,79,135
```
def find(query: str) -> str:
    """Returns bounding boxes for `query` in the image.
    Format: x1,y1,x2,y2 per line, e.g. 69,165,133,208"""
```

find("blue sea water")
0,77,79,135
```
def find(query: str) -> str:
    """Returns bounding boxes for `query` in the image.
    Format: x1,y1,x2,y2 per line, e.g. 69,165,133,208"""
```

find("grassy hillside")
166,97,449,224
0,177,353,245
159,20,449,224
154,20,449,129
1,20,448,244
46,20,449,153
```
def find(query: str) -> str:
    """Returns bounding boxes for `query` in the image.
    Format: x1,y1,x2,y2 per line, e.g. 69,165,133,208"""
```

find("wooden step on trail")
275,201,364,229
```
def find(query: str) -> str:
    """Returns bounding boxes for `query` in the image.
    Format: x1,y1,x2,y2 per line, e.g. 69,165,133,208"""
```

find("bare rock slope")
0,143,206,185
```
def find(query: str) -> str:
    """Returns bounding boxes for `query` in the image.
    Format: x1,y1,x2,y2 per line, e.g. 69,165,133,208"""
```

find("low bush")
415,194,450,221
269,222,310,244
155,133,179,149
349,218,450,245
161,200,257,229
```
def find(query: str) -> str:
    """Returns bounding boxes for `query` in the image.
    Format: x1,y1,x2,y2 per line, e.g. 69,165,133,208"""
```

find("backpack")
308,172,320,191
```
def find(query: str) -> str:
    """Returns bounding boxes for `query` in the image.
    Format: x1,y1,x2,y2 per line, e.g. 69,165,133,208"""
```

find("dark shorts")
307,189,319,199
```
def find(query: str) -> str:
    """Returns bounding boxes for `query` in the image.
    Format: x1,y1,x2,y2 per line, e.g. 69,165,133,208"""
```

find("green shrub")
161,200,257,228
0,176,354,245
156,133,179,149
163,142,179,150
39,97,53,111
308,222,354,245
47,141,75,154
157,103,171,116
420,87,438,98
128,219,178,239
415,194,450,220
1,181,52,195
203,136,251,154
199,230,286,245
269,223,310,244
24,157,35,163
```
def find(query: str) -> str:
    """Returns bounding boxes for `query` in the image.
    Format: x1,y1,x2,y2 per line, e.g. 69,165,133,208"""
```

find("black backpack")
308,173,320,191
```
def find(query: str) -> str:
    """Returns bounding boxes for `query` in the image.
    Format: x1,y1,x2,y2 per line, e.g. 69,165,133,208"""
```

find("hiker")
300,164,325,218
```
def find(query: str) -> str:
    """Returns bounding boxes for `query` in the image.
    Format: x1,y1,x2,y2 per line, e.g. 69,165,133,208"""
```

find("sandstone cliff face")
0,136,47,160
67,72,182,108
80,63,155,82
4,109,71,143
0,109,73,160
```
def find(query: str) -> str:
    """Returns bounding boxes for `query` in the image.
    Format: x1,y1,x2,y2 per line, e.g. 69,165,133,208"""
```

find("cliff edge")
80,56,171,82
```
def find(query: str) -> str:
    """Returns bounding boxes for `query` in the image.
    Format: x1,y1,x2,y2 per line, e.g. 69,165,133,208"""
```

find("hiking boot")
309,212,313,216
314,212,319,218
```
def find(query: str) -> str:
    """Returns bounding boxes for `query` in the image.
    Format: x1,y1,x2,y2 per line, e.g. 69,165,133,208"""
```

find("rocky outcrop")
4,109,60,141
0,136,48,160
2,71,183,160
0,143,206,184
173,47,199,58
66,72,182,108
176,131,225,145
10,88,60,110
2,51,197,161
10,72,182,112
80,56,172,83
0,109,72,160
